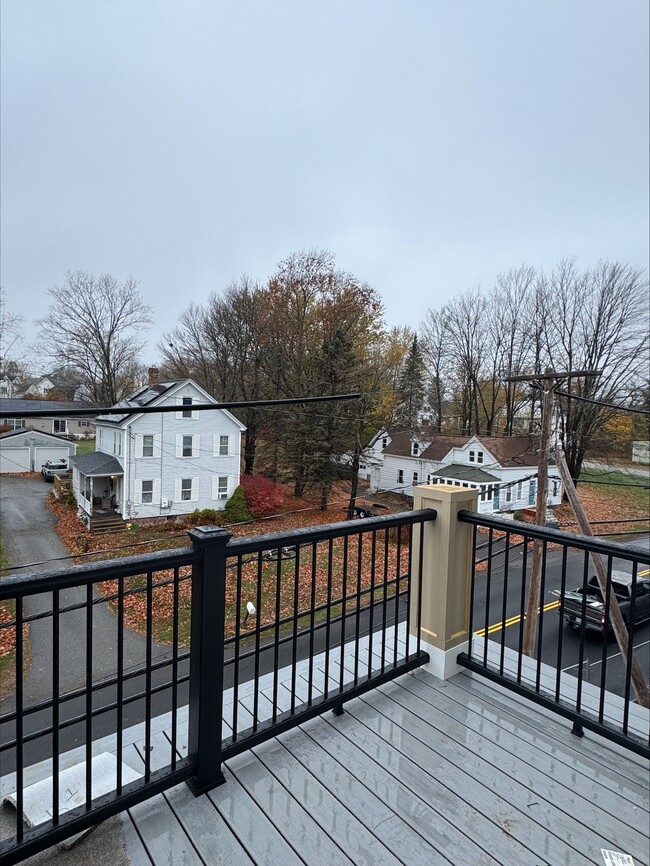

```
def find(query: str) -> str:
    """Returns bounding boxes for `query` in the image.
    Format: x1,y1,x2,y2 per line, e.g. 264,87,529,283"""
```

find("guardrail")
0,509,435,863
456,511,650,758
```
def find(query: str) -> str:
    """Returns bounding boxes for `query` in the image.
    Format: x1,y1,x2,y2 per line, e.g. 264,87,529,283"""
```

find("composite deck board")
252,737,404,866
401,674,646,848
446,672,649,817
331,701,543,866
377,676,646,865
452,670,650,791
277,725,453,866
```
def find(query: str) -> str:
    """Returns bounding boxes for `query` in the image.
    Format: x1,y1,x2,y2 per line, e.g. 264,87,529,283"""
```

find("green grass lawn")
75,437,96,455
579,467,650,514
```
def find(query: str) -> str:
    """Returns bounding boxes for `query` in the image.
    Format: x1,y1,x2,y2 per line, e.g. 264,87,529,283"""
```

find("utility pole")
504,369,600,657
553,447,649,708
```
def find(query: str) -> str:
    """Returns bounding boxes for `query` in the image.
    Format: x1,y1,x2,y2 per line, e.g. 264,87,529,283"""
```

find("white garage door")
0,447,31,473
34,447,70,471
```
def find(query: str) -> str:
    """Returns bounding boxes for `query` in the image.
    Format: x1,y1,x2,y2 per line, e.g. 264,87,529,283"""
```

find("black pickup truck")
556,571,650,634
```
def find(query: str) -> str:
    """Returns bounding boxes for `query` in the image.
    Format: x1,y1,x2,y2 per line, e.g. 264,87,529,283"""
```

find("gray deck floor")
3,629,649,866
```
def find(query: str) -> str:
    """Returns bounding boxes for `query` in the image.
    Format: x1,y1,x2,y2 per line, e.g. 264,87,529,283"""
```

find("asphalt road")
471,532,650,700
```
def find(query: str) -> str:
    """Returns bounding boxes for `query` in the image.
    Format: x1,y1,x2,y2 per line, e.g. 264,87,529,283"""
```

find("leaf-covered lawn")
46,489,411,646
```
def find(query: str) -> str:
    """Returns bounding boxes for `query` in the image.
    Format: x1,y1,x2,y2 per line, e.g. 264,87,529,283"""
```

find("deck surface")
3,629,649,866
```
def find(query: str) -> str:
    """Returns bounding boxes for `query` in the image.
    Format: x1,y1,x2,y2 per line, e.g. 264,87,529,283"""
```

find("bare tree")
540,260,649,481
0,288,25,378
37,271,151,405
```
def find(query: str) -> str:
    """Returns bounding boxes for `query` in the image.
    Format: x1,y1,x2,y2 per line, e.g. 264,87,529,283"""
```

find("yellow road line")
475,600,559,637
639,568,650,577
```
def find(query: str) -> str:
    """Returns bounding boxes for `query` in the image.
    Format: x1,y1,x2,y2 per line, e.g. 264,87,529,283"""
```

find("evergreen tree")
396,335,427,429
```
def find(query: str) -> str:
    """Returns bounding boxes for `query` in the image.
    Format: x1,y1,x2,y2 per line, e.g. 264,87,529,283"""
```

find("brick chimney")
148,366,159,386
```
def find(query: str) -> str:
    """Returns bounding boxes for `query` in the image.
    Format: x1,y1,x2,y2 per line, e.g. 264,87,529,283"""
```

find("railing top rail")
227,509,437,556
0,546,199,599
458,510,650,564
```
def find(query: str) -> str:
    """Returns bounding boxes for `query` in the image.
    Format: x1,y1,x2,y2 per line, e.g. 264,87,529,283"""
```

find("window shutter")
211,476,218,500
175,397,183,420
134,479,142,505
192,405,199,420
212,435,218,458
153,434,162,459
193,434,200,456
135,435,143,459
175,435,182,457
174,478,181,502
192,477,200,502
153,479,161,504
229,434,235,456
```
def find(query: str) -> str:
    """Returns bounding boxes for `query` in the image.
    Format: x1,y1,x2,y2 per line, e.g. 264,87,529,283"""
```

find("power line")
0,392,362,420
553,389,650,416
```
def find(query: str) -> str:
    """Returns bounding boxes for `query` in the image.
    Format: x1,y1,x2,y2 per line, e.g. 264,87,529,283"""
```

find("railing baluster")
574,552,591,719
416,521,424,657
516,538,528,684
367,531,377,680
233,555,243,739
290,547,300,716
393,525,402,667
52,589,60,824
622,559,638,736
598,558,613,724
254,552,263,726
404,524,412,660
15,595,24,843
535,542,548,693
145,571,153,782
171,566,180,770
272,552,282,723
499,532,510,675
85,583,93,808
323,538,334,699
381,528,389,674
467,525,477,658
554,545,569,703
339,535,349,695
308,542,317,706
483,529,494,669
354,532,363,685
116,577,124,794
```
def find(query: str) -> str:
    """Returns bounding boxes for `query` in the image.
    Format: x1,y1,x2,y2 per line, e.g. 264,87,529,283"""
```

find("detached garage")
0,427,77,474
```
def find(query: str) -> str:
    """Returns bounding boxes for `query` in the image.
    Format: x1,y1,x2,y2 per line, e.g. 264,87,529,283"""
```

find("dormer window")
381,437,388,449
412,441,419,456
468,450,484,464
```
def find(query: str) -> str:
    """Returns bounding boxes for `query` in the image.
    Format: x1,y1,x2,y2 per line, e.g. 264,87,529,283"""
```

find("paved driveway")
0,476,169,709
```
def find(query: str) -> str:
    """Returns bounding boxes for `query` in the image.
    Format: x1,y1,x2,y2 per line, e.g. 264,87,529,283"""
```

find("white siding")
123,381,244,519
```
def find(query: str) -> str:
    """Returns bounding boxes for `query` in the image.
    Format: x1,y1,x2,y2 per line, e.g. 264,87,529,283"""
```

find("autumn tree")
37,271,151,405
0,288,24,378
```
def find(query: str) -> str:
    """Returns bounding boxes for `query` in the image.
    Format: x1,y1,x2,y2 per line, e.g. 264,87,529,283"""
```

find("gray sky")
1,0,648,367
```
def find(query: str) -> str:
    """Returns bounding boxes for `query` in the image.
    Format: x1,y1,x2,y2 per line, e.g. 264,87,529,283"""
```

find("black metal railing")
456,511,650,759
0,509,434,863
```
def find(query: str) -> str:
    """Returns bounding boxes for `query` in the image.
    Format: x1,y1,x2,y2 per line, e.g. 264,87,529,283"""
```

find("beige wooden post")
411,484,479,680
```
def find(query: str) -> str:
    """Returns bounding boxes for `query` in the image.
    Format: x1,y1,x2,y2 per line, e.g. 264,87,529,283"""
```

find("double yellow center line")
475,567,650,637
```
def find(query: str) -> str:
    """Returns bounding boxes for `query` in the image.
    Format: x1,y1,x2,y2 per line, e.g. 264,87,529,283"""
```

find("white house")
70,378,245,524
365,427,562,514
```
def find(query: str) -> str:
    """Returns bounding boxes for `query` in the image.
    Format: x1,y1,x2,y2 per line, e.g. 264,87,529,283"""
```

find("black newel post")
186,525,231,796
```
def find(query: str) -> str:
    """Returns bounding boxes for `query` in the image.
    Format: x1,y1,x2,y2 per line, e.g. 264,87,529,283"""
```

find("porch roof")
70,452,124,477
432,463,499,483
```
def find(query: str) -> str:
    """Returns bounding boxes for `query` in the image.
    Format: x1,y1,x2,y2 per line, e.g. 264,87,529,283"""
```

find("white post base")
416,637,469,681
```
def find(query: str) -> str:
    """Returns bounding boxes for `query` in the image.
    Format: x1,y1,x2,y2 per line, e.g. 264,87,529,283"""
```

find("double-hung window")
181,478,192,501
142,435,154,457
219,435,229,456
412,472,418,485
217,476,228,499
182,397,193,418
397,469,404,484
53,419,67,434
141,480,153,504
182,435,193,457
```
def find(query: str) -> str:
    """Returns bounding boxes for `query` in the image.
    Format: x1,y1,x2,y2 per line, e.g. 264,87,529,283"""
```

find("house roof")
383,429,543,467
69,452,124,476
0,398,89,414
0,426,77,445
432,463,500,483
94,382,178,424
94,379,247,431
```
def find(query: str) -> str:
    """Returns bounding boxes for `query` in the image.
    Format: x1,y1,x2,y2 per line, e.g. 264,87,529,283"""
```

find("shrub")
513,511,527,522
223,485,251,524
240,474,284,517
187,508,225,526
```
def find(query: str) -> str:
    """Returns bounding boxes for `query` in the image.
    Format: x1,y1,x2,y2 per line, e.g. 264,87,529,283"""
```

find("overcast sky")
1,0,648,368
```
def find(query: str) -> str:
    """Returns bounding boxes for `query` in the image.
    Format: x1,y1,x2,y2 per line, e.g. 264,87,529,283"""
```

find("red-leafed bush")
240,474,285,517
